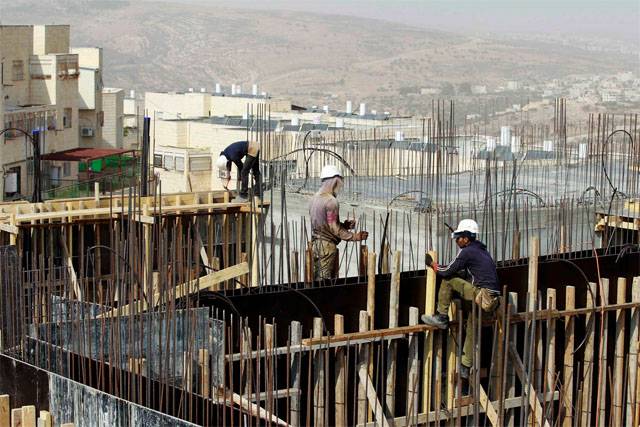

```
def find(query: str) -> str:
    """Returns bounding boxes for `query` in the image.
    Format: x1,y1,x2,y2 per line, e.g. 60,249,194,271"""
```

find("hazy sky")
153,0,639,44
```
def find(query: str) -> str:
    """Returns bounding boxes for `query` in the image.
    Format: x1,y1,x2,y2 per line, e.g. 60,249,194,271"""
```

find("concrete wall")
33,25,70,55
0,26,33,107
102,88,124,148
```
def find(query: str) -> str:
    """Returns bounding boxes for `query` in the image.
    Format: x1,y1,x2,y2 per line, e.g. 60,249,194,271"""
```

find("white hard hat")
451,219,479,238
216,155,228,170
320,164,342,180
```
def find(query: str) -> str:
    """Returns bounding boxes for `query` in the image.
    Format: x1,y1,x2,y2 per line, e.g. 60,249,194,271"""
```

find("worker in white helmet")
421,219,500,380
308,165,368,280
216,140,261,199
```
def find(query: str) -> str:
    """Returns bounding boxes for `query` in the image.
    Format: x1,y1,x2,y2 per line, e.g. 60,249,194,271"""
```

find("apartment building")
0,25,125,201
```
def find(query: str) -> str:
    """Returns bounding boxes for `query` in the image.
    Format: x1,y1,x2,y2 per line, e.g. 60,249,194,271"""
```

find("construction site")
0,100,639,427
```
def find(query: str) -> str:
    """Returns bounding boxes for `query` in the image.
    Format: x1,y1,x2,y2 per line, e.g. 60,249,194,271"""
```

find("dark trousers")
240,154,261,197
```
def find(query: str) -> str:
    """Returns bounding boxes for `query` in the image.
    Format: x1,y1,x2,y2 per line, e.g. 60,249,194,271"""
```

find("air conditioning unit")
81,127,94,137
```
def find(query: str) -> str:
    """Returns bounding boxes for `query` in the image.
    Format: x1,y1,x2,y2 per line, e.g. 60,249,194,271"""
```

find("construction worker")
421,219,500,379
309,165,368,280
216,140,261,199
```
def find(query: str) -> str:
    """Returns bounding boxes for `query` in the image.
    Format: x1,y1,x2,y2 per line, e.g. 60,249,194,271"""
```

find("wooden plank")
0,395,9,427
597,278,609,427
562,286,575,427
366,252,377,330
357,311,369,425
289,321,302,427
96,262,249,318
59,231,81,300
334,314,346,427
545,289,556,395
627,277,640,427
0,224,19,235
580,282,597,427
357,363,393,427
38,411,51,427
385,251,401,415
508,342,550,427
613,278,626,426
506,292,518,427
477,384,499,427
20,407,35,427
313,318,325,427
199,349,210,398
10,408,21,427
421,250,437,413
405,307,419,426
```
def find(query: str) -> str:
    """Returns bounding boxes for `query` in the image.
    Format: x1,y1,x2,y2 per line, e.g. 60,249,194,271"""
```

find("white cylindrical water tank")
543,140,554,152
291,116,300,126
323,105,329,113
200,87,206,93
371,110,377,115
500,126,511,146
130,90,135,99
231,84,236,95
395,131,404,142
578,143,588,159
346,100,352,114
215,83,221,94
335,118,344,128
359,103,366,116
188,87,194,93
252,84,258,96
236,85,242,95
4,173,18,193
486,137,496,151
511,136,520,153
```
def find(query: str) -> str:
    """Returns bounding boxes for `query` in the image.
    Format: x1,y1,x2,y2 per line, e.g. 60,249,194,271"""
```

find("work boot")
459,364,471,380
420,313,449,329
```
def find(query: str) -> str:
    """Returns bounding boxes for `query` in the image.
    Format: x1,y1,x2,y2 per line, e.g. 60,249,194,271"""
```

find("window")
153,154,163,167
63,108,72,128
12,60,24,81
63,162,71,177
189,157,211,171
175,156,185,172
164,155,175,170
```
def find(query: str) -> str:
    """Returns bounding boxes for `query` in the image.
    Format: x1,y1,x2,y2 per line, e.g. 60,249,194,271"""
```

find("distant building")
102,88,124,148
600,89,624,103
471,85,487,95
0,25,126,201
507,81,520,91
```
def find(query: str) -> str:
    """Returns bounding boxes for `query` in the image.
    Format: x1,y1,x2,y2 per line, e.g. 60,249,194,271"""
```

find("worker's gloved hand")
343,219,356,229
355,231,369,241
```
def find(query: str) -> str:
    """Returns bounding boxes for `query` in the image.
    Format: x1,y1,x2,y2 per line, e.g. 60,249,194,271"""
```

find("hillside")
2,0,635,114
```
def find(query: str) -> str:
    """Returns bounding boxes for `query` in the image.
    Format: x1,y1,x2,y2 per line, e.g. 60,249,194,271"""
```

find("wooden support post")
477,385,499,427
421,250,437,413
613,278,626,426
291,250,300,283
627,277,640,427
385,251,401,415
446,299,457,413
357,310,369,425
0,395,9,427
142,205,152,298
305,242,314,285
405,307,419,426
199,349,210,398
545,289,556,396
313,317,325,427
334,314,346,427
580,282,596,427
359,245,369,277
251,196,260,287
381,242,390,274
59,231,81,300
183,351,193,392
597,278,609,427
367,252,377,330
94,181,100,202
21,406,35,427
265,323,275,421
505,292,518,427
511,230,520,260
10,408,21,427
357,364,393,427
290,321,302,427
562,286,575,427
39,411,52,427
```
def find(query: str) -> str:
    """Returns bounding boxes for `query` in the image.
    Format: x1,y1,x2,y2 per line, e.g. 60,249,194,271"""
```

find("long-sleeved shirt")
437,240,500,292
221,140,249,171
309,189,355,244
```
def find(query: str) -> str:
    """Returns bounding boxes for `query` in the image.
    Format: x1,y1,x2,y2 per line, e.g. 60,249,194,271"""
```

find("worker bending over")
216,140,261,199
421,219,500,379
309,165,368,280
